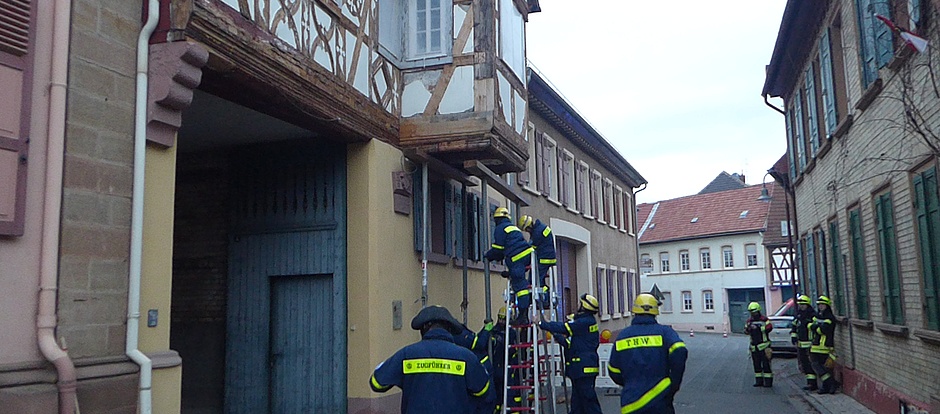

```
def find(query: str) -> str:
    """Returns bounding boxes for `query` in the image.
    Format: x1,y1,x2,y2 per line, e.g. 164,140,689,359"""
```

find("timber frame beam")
464,161,529,207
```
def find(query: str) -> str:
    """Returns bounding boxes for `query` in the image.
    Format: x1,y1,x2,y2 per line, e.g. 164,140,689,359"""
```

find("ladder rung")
509,363,533,369
508,408,534,412
508,385,533,390
510,342,534,348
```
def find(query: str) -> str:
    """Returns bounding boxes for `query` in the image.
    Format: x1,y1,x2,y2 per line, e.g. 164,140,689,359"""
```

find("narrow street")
563,332,818,414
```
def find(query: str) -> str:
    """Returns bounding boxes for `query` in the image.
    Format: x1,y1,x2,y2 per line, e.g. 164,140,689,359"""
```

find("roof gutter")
763,94,785,115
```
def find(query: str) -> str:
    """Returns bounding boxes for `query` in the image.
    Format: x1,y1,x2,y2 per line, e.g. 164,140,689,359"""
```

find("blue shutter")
856,0,879,87
804,67,820,156
413,168,424,252
819,28,838,137
872,0,894,68
910,0,922,27
786,110,796,180
794,92,807,171
454,185,464,259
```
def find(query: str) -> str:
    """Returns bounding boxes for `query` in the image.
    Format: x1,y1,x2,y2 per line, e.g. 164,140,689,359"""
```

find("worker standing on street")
484,207,535,325
808,296,840,394
518,215,556,308
538,294,602,414
608,293,688,414
745,301,773,387
370,305,491,413
790,294,818,390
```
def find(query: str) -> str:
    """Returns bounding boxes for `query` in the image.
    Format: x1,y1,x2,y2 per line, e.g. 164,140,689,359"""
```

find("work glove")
500,270,511,279
483,319,494,332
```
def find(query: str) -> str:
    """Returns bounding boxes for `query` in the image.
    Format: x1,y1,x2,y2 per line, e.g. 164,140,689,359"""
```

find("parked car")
767,316,797,354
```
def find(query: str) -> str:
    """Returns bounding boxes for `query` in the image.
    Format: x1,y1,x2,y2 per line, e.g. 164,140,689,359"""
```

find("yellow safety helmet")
493,207,510,219
797,295,811,305
497,306,507,320
580,293,599,313
748,302,761,313
817,296,832,306
518,215,535,231
632,293,660,316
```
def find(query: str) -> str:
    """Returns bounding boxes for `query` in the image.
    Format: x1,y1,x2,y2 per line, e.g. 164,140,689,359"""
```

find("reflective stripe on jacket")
484,219,532,265
809,310,836,354
530,220,556,264
745,314,771,351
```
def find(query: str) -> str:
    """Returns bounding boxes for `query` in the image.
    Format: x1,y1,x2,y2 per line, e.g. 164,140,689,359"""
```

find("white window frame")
660,252,670,273
404,0,453,65
543,134,559,204
596,264,610,321
601,178,613,226
680,250,690,271
522,122,538,194
746,243,758,267
589,169,601,220
700,248,711,270
616,186,626,233
703,290,714,312
722,246,734,268
781,220,790,237
640,253,652,275
661,291,673,313
681,291,693,312
497,0,526,81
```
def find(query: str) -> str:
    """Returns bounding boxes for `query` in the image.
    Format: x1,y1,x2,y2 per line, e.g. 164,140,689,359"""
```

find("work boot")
510,313,530,327
763,377,773,387
817,381,830,395
753,377,764,387
803,381,818,391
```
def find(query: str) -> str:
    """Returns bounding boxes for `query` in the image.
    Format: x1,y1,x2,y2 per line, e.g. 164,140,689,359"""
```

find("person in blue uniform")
518,215,556,308
454,320,497,413
538,294,602,414
608,293,687,414
745,301,773,387
370,305,491,414
484,207,535,325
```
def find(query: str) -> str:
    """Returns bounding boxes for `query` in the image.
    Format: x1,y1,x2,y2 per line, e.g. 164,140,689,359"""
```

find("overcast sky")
525,0,789,205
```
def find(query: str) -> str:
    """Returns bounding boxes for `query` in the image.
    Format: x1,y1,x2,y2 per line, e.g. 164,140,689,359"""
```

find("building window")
703,290,714,311
536,133,557,200
600,178,612,224
829,220,845,315
614,185,624,230
622,190,634,234
0,0,34,236
590,170,601,220
617,269,626,314
498,0,525,80
681,291,692,312
595,266,605,317
913,165,940,330
661,292,673,313
680,250,690,271
746,244,758,267
805,233,818,300
856,0,894,88
874,191,904,325
804,63,821,158
607,267,616,316
660,252,670,273
722,246,734,268
781,221,791,237
520,123,537,191
407,0,452,60
559,150,574,208
792,91,808,173
701,248,711,270
413,170,488,261
815,228,830,296
640,253,653,274
849,207,870,319
575,161,588,213
819,21,849,138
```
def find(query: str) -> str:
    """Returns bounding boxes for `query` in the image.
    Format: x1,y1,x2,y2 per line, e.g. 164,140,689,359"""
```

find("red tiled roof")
636,185,773,244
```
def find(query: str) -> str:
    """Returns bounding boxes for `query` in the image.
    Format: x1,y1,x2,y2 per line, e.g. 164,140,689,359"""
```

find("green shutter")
850,209,870,319
805,66,820,156
819,28,838,137
915,169,940,329
806,235,818,300
830,221,845,314
876,193,903,325
794,92,807,171
817,229,829,297
786,110,797,181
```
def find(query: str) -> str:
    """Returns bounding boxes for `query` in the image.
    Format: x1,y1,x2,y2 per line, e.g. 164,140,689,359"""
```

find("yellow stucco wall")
347,140,507,401
142,144,181,413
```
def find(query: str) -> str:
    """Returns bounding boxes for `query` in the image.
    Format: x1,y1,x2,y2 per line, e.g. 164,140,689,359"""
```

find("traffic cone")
722,329,728,338
689,328,694,337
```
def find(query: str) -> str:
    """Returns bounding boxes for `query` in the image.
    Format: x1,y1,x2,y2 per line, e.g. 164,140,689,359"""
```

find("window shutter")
872,0,894,68
881,194,903,324
819,29,839,136
829,221,845,313
849,209,869,319
540,133,551,197
806,235,817,299
443,181,454,256
0,0,33,236
413,168,424,251
804,66,819,156
794,92,807,171
910,0,922,27
534,132,544,194
913,171,940,329
466,193,480,261
453,185,464,259
785,110,796,181
856,0,879,87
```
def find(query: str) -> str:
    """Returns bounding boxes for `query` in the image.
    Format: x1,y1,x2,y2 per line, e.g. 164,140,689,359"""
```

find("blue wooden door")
270,274,334,413
225,142,346,413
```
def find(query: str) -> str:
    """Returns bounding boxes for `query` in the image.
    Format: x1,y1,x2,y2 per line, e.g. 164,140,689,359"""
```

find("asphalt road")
551,332,817,414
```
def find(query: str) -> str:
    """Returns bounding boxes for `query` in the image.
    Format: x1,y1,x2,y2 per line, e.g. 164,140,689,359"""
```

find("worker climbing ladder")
499,253,561,413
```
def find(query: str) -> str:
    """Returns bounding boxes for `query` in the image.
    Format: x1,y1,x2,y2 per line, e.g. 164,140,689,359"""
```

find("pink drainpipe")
36,0,77,413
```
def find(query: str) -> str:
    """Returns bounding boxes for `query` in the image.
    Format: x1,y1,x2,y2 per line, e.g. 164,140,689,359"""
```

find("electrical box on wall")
392,171,412,215
392,300,402,330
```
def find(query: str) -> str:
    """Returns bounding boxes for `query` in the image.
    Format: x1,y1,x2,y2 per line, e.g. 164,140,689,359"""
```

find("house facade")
0,0,645,413
521,68,646,328
763,0,940,411
636,184,792,334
